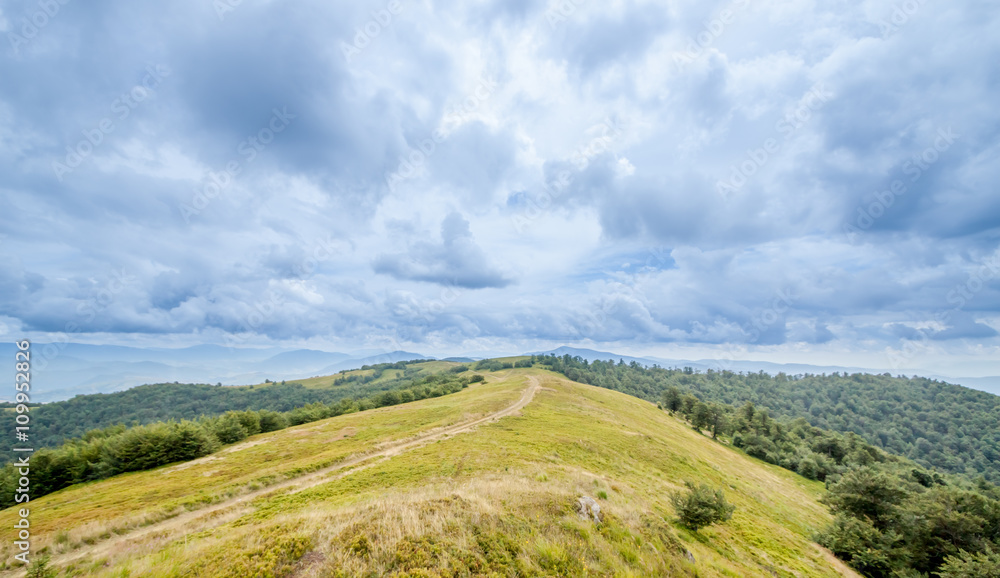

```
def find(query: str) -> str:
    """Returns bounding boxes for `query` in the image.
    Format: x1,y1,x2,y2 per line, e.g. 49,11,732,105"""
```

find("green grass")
0,373,518,544
1,369,855,577
253,360,462,390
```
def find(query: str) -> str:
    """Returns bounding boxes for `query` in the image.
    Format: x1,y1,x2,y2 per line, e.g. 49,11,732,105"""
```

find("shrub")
669,482,735,531
822,467,907,530
233,410,262,436
816,514,901,578
374,390,402,407
26,555,57,578
798,455,820,480
741,433,777,463
211,413,250,444
938,549,1000,578
257,410,288,433
165,420,219,461
474,360,513,371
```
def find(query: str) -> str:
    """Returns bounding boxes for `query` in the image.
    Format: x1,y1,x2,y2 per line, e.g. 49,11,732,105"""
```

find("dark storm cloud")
0,0,998,364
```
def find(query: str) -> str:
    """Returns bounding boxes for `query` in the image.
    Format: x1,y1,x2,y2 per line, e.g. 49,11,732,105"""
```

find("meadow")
1,368,858,577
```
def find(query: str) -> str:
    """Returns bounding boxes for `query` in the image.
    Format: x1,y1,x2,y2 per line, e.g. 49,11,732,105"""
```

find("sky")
1,0,999,376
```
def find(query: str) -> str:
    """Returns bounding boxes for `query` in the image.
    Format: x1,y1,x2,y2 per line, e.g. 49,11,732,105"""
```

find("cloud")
552,1,669,75
930,312,1000,341
373,212,512,289
0,0,997,370
427,122,519,205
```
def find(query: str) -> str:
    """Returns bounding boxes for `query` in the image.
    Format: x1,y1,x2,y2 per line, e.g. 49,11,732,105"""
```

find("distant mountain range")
0,343,426,402
2,343,996,402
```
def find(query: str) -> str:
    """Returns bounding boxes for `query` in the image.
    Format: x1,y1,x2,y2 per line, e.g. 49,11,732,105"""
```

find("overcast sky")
1,0,998,375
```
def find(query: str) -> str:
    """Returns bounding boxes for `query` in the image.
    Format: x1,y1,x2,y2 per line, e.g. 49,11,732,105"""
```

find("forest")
662,381,1000,576
535,354,1000,484
539,354,1000,576
0,360,433,464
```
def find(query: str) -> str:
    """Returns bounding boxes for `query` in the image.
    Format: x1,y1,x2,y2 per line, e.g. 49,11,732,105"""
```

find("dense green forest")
0,368,477,508
535,354,1000,484
603,359,1000,577
0,360,433,464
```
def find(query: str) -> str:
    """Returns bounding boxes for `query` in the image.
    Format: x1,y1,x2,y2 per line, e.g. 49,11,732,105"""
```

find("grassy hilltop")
0,360,453,466
0,367,861,577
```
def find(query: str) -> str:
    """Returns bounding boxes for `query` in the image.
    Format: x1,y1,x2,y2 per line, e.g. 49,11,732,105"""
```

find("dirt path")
43,375,542,570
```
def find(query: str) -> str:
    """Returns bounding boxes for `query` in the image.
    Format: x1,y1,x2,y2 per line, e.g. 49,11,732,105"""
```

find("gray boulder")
577,496,601,523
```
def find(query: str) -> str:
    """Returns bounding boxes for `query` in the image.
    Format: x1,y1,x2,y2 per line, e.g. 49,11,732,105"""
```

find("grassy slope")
1,361,464,466
256,360,460,389
2,369,855,577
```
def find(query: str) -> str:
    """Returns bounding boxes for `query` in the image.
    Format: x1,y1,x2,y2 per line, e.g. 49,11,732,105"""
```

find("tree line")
331,359,431,386
539,354,1000,576
0,369,476,508
662,379,1000,576
0,360,440,465
535,354,1000,484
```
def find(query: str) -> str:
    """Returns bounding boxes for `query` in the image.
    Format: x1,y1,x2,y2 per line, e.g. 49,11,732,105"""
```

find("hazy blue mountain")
7,342,994,402
251,350,352,373
315,351,429,375
3,344,428,402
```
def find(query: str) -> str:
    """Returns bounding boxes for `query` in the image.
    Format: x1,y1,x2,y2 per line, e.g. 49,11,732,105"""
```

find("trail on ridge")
41,375,542,570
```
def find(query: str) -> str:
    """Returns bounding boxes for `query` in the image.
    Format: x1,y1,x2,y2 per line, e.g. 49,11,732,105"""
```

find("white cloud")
0,0,997,369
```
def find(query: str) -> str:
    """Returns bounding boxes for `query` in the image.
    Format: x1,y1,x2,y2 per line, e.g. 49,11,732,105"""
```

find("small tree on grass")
26,555,57,578
670,481,735,531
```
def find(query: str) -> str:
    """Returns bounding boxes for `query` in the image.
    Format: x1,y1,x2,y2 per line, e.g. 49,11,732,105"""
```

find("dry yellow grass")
2,369,856,577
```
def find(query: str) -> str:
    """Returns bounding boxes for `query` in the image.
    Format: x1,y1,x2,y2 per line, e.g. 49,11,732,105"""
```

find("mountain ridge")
0,369,860,577
6,342,997,402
